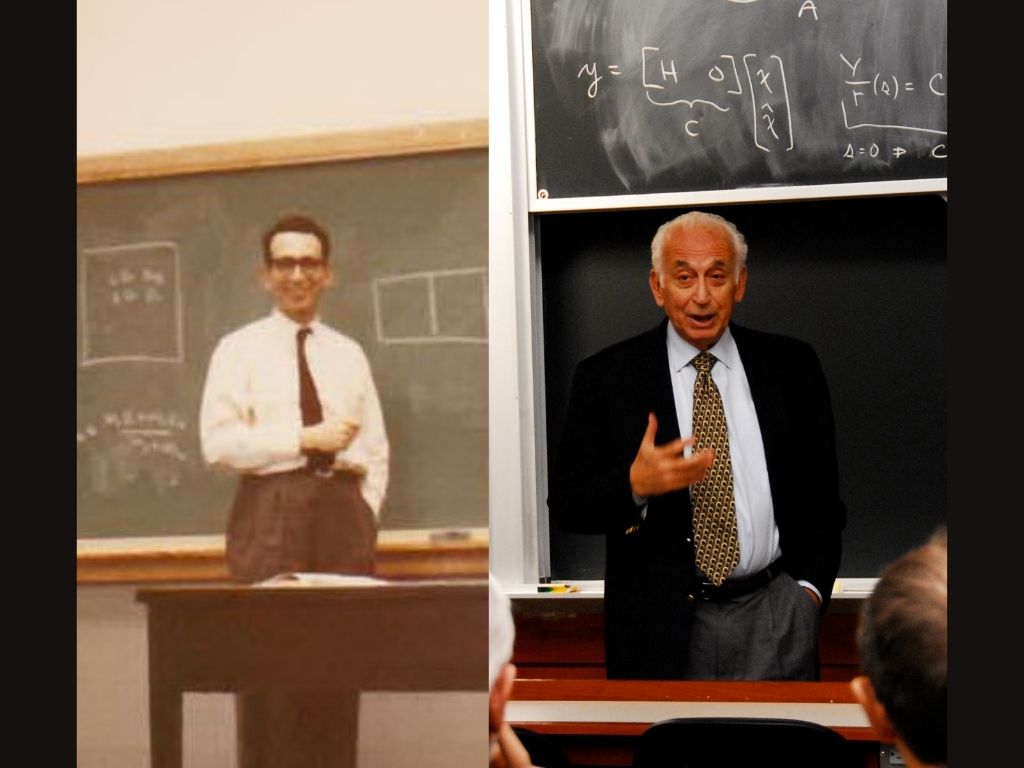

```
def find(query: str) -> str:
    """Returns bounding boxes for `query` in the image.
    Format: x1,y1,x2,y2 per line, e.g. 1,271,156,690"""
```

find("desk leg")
238,689,361,768
148,682,182,768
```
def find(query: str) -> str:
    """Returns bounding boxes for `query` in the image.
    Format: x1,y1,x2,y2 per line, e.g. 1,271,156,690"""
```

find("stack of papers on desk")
256,572,390,588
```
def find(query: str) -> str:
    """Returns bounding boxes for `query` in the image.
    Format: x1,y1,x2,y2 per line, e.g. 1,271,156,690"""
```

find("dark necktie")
690,351,740,586
297,327,334,472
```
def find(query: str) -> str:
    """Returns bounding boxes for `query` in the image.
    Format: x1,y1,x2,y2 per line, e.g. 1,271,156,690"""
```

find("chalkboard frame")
76,120,489,584
517,0,947,213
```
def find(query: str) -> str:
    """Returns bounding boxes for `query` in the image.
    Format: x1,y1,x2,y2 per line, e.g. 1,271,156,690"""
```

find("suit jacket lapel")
633,319,681,444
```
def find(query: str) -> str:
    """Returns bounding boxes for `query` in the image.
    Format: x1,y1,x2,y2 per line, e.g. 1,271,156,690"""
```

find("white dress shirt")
647,326,820,600
199,310,389,517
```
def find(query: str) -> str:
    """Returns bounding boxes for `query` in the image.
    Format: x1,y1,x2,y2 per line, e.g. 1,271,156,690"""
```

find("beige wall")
77,0,487,155
77,1,488,765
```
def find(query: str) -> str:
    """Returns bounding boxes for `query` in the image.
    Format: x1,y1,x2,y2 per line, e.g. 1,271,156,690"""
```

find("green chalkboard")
77,150,487,538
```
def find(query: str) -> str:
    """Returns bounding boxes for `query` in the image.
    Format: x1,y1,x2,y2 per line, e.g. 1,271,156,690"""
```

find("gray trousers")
682,571,821,680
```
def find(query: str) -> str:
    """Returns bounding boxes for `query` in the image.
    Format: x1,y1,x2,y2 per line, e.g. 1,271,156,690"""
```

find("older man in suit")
548,210,845,680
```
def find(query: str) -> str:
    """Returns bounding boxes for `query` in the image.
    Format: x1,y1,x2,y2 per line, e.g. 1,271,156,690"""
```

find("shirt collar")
666,323,738,372
269,308,322,335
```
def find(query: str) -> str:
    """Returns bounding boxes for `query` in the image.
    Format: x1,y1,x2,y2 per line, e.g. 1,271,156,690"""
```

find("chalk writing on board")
572,47,944,155
373,267,487,344
77,408,189,497
80,242,184,365
530,0,947,198
839,54,946,136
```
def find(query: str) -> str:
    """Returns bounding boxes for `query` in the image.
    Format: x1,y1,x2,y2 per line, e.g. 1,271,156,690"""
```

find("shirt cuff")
796,579,822,602
632,492,648,520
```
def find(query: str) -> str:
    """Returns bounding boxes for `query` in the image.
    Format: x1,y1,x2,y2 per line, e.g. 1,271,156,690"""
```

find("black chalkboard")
528,0,947,202
77,150,487,538
541,195,946,579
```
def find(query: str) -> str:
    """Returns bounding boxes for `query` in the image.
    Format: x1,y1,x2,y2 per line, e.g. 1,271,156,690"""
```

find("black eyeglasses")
268,257,326,274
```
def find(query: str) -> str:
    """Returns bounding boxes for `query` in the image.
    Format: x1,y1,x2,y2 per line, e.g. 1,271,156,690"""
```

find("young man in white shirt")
200,213,389,583
199,214,390,768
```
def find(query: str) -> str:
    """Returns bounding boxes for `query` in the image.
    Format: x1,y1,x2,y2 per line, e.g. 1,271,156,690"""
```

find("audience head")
851,526,947,767
489,575,517,750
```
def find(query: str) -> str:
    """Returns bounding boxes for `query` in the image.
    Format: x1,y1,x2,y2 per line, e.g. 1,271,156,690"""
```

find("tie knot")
297,327,312,344
693,351,716,375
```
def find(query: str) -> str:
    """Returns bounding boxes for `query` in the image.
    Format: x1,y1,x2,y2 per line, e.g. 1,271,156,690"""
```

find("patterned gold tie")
690,351,740,586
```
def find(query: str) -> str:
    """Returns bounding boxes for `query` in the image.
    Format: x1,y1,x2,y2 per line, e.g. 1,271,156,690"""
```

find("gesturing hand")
629,412,714,498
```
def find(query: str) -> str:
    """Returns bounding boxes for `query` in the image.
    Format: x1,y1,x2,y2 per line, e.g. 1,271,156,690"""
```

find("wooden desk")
507,679,880,768
136,580,486,768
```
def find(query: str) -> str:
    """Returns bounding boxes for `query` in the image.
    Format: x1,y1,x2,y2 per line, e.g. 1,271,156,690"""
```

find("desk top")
507,679,872,739
137,577,488,694
504,579,876,600
137,577,486,604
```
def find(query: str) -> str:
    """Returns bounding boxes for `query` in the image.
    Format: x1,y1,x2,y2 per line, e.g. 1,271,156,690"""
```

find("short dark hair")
857,526,947,764
262,214,331,264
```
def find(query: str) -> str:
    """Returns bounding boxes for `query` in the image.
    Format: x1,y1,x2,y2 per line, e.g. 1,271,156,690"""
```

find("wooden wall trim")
77,118,488,184
77,529,488,584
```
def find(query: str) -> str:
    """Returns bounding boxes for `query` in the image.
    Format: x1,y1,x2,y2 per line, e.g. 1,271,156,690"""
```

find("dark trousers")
226,469,377,582
228,469,378,768
683,571,821,680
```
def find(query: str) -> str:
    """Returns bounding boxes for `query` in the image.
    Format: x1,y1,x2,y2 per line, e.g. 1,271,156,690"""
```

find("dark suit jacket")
547,320,846,679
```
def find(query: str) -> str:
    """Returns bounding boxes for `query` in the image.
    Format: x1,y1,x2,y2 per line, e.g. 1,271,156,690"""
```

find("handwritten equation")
839,53,947,161
579,48,792,153
574,46,945,161
105,264,169,306
78,409,188,459
78,408,189,497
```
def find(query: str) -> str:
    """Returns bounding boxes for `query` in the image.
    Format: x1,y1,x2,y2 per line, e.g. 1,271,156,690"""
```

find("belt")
697,560,782,602
241,466,362,490
277,464,354,480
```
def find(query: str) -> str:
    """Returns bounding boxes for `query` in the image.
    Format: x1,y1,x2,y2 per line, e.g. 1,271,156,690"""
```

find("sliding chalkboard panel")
527,0,947,207
541,195,946,579
77,150,487,538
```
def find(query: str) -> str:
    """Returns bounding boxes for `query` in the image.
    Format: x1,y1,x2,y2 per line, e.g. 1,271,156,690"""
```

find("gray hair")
489,574,515,691
650,211,748,283
856,526,947,765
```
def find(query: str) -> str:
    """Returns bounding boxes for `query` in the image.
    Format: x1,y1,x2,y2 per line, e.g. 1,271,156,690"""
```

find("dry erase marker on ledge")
537,584,579,593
